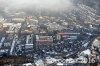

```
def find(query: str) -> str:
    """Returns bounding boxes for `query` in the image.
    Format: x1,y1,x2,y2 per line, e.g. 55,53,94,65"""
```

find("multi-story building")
56,32,80,41
36,35,53,50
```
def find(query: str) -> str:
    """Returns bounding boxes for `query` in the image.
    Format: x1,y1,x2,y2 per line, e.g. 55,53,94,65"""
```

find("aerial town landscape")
0,0,100,66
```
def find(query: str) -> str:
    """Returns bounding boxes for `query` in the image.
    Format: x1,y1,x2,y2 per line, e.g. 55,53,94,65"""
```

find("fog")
0,0,73,11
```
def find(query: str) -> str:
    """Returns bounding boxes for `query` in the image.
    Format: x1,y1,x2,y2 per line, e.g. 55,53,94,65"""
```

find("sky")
0,0,73,11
